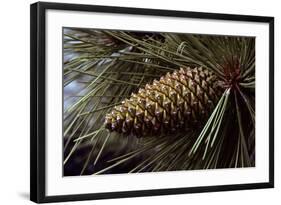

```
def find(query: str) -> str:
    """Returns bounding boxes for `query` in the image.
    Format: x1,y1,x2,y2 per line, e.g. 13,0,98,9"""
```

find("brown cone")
104,67,223,137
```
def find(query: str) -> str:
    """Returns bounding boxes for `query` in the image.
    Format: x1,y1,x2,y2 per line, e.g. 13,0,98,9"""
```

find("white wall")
0,0,279,204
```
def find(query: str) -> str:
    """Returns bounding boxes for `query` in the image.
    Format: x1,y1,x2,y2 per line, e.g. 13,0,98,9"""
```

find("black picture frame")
30,1,274,203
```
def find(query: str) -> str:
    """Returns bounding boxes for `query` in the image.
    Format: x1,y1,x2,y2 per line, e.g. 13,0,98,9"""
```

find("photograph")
63,28,256,176
30,2,274,202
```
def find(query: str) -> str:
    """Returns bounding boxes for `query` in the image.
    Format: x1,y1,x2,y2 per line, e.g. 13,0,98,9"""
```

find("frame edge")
30,2,48,203
268,17,274,188
30,2,39,203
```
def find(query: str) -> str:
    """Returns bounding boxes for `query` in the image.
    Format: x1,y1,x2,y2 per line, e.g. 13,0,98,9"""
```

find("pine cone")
104,67,223,137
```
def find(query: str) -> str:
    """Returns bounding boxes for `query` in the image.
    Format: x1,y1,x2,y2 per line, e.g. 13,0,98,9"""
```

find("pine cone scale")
178,69,217,104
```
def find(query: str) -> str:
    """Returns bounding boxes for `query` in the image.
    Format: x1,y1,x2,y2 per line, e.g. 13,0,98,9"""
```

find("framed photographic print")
30,1,274,203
